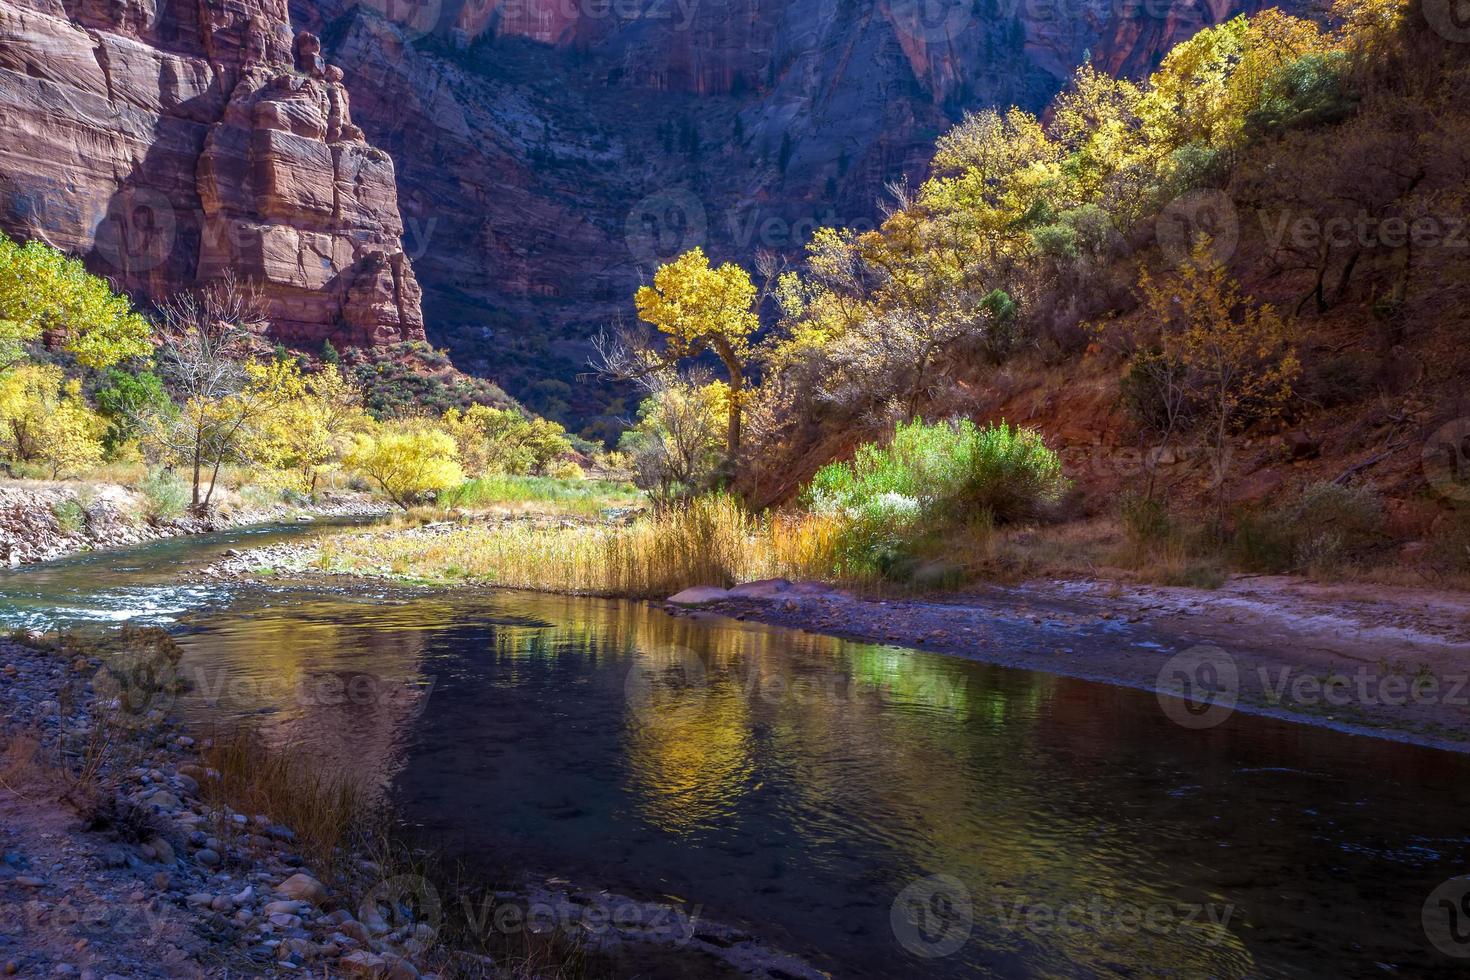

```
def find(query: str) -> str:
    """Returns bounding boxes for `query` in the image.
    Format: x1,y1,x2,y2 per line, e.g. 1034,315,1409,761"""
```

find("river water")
2,522,1469,978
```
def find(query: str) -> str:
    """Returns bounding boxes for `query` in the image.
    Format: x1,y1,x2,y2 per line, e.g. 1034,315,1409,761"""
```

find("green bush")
1120,493,1172,549
51,498,86,534
138,470,189,522
1229,481,1383,573
804,419,1066,576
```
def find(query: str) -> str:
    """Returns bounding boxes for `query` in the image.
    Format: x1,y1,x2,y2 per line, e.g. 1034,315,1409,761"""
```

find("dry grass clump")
200,728,373,871
322,494,762,598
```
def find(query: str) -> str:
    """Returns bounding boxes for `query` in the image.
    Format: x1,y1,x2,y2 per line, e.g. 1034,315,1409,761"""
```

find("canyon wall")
0,0,425,347
291,0,1295,430
0,0,1296,425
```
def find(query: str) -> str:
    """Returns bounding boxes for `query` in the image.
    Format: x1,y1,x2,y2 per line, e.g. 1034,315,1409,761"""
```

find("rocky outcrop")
0,0,425,348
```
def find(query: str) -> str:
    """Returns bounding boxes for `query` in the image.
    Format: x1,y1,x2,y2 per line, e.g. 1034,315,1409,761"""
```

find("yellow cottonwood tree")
344,420,464,510
0,234,151,369
0,364,107,477
634,247,759,468
249,361,368,495
1136,241,1300,514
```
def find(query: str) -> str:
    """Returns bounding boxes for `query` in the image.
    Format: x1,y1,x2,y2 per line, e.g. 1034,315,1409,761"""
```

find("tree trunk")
726,367,743,468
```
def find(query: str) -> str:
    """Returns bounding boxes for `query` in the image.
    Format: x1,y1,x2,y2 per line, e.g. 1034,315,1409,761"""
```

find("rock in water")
667,586,732,606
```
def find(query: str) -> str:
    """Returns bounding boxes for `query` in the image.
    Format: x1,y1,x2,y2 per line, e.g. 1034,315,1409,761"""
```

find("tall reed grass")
322,494,766,597
201,729,374,871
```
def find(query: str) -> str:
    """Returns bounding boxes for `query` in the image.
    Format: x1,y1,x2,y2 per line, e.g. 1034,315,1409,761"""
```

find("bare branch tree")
139,274,275,513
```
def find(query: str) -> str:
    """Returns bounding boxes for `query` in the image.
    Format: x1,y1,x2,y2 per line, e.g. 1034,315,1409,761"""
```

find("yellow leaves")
243,359,368,494
441,404,572,477
0,363,106,476
1136,241,1300,431
343,420,465,510
930,107,1056,179
0,233,150,369
634,247,759,358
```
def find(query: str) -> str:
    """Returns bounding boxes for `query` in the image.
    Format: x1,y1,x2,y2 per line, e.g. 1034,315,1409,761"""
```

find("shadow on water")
2,532,1470,977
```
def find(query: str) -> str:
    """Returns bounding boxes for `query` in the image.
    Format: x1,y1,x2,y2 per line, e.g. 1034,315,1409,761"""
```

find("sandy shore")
670,574,1470,752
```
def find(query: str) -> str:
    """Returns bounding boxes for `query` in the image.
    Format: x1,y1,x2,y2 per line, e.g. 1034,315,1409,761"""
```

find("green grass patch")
437,474,642,515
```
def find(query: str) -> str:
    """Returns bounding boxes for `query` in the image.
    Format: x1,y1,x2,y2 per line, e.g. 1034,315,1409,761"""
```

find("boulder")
275,872,327,905
667,586,731,606
727,579,792,600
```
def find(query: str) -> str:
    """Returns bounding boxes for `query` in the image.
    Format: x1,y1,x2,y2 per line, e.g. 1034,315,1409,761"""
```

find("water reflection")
1,537,1468,977
167,587,1470,978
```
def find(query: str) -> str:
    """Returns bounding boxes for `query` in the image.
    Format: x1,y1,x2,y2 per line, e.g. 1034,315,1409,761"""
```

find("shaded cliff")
0,0,425,347
294,0,1302,434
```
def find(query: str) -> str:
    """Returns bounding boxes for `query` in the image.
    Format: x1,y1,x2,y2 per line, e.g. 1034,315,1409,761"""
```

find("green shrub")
51,497,86,535
1229,481,1383,573
804,419,1066,577
1120,493,1172,549
138,470,189,521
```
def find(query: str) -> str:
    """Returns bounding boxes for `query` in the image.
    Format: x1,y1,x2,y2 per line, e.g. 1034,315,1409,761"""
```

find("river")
2,521,1468,978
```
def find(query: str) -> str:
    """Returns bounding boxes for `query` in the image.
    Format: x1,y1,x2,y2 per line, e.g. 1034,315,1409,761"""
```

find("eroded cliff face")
0,0,1293,425
0,0,424,347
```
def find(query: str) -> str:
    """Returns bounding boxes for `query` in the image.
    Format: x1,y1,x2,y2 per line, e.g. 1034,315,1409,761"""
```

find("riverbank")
0,479,385,567
203,515,1470,754
669,575,1470,753
0,633,824,978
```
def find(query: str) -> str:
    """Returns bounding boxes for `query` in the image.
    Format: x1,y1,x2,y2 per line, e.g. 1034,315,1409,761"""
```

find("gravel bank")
0,637,823,979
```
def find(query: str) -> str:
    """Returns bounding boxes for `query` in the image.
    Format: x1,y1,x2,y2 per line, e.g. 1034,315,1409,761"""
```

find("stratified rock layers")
0,0,424,347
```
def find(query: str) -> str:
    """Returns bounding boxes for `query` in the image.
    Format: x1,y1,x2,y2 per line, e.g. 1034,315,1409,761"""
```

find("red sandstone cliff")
0,0,424,348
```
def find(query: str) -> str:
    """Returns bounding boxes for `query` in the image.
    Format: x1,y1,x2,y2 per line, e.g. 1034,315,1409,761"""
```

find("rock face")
0,0,1296,413
0,0,425,348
